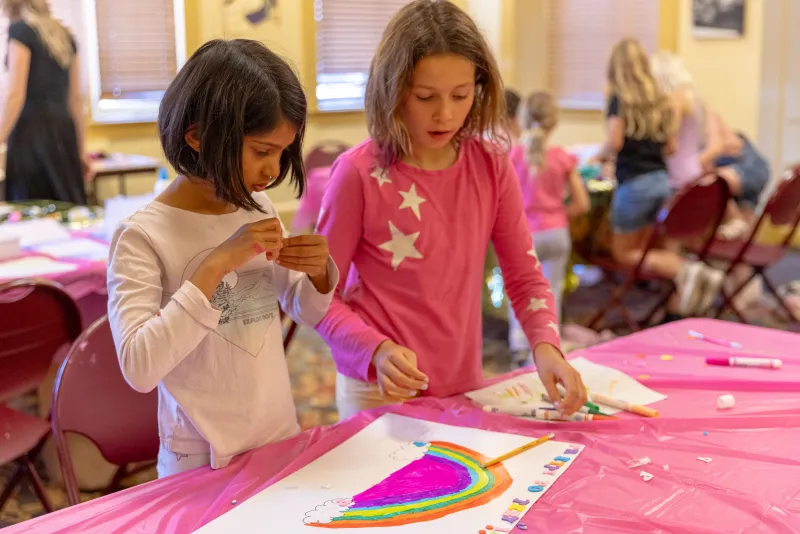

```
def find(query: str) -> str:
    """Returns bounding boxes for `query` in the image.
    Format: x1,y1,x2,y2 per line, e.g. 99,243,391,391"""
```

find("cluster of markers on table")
478,445,582,533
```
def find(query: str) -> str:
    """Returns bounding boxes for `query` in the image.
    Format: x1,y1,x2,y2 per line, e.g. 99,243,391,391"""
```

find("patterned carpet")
2,251,796,528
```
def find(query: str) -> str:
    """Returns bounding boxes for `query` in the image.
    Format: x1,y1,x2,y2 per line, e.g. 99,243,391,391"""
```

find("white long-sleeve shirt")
107,193,337,469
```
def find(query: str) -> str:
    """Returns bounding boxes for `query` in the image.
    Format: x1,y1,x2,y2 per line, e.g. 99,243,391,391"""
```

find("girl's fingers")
384,361,426,391
274,259,326,274
279,245,325,258
379,375,413,399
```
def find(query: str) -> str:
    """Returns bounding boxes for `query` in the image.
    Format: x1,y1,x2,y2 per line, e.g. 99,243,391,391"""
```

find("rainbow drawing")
305,441,512,528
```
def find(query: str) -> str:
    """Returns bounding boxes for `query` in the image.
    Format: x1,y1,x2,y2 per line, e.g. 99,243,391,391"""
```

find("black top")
606,94,666,184
8,20,76,117
4,20,86,205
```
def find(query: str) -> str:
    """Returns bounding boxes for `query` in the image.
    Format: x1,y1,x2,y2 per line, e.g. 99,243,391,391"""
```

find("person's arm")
596,95,624,162
491,157,561,353
565,166,590,218
68,52,86,158
0,39,31,143
313,157,389,381
107,223,223,393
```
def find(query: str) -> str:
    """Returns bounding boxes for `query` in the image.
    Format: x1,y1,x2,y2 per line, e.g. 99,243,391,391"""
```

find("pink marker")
706,356,782,369
689,330,742,349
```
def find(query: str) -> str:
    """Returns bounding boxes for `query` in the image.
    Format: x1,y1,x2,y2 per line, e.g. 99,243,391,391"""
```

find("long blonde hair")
2,0,73,69
365,0,507,167
521,91,557,172
607,38,673,142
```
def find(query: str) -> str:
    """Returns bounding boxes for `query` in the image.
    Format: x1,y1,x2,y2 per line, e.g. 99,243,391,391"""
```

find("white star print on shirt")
379,221,423,270
548,320,560,337
398,184,427,220
370,167,392,188
527,246,540,268
527,297,548,312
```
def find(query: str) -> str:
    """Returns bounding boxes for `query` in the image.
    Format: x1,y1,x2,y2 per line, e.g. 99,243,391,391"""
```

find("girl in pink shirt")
507,92,590,368
315,0,586,419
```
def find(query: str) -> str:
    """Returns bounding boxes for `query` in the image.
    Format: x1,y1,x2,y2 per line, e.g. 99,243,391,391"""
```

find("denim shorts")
731,136,770,209
611,169,670,233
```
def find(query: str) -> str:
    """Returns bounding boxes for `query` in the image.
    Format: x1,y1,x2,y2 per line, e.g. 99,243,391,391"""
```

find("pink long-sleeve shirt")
315,138,561,398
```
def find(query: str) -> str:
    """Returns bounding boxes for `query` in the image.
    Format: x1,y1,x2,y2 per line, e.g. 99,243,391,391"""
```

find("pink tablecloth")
7,318,800,534
1,247,108,327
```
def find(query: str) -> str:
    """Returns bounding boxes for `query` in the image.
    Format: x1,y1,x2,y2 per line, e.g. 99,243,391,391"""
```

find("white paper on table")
0,256,78,279
0,218,72,248
195,413,584,533
465,356,667,415
33,238,109,262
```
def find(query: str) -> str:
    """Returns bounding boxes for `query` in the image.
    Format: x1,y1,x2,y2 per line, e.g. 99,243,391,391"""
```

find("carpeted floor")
2,251,797,528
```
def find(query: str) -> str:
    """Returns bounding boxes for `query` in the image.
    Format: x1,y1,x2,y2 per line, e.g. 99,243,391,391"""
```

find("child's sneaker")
676,261,704,316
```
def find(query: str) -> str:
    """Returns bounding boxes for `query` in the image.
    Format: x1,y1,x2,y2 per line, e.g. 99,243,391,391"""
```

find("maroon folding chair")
0,279,82,513
51,315,158,506
586,173,730,332
304,141,349,172
701,165,800,323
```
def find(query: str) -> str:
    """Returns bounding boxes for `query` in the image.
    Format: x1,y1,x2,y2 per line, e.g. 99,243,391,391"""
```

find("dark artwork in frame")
692,0,745,38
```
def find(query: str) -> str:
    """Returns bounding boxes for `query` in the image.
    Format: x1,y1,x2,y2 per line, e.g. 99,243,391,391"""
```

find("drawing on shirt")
303,441,512,528
181,250,279,356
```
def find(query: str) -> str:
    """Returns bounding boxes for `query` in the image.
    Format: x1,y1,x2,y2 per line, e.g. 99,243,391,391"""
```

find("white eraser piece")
717,394,735,409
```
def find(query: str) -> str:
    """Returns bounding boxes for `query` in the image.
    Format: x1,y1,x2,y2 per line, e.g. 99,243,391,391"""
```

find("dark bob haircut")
158,39,307,212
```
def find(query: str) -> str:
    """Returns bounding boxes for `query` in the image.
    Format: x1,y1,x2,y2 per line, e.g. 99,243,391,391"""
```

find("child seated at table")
106,39,337,478
598,38,723,317
507,91,590,368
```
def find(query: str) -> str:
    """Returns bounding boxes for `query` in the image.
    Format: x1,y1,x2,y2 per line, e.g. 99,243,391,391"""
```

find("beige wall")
676,0,764,140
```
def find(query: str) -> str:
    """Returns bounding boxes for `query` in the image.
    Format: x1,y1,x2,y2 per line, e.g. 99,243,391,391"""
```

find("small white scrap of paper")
640,471,654,481
697,457,712,463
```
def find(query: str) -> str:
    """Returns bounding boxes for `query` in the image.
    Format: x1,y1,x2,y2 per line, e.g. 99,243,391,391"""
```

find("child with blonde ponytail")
507,91,589,367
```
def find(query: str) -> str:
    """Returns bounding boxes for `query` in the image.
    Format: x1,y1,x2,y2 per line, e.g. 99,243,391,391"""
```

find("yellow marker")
660,355,673,361
481,433,555,469
638,374,650,380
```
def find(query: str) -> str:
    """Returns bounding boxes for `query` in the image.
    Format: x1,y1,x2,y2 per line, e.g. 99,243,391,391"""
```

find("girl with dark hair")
106,39,338,478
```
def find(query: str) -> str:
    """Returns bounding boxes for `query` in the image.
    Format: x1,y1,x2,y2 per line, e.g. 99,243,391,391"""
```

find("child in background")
650,51,757,240
503,88,522,140
507,92,590,367
315,0,586,420
599,38,722,317
107,40,337,478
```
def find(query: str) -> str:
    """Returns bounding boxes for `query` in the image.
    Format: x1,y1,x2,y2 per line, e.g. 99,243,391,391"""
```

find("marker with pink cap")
706,356,782,369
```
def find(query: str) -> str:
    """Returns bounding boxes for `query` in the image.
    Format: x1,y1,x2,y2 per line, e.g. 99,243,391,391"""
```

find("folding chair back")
657,173,730,243
305,142,350,172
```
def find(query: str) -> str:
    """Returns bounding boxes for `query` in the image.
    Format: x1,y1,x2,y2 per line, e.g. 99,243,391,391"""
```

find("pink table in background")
0,239,108,328
6,319,800,534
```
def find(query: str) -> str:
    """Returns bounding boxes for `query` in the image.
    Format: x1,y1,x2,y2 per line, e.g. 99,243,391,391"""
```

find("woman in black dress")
1,0,88,204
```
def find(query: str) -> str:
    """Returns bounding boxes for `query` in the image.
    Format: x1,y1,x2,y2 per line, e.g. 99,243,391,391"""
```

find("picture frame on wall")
692,0,745,38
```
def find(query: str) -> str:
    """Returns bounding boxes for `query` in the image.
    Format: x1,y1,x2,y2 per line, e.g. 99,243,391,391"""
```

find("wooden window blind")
0,0,84,96
547,0,660,109
94,0,177,100
314,0,411,111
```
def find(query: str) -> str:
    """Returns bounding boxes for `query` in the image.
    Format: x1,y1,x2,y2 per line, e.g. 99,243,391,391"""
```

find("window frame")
81,0,187,124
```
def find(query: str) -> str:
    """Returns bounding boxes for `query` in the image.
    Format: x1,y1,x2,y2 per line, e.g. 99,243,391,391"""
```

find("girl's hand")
208,218,284,274
276,235,331,293
533,343,587,415
372,340,429,400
